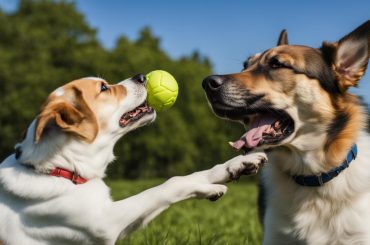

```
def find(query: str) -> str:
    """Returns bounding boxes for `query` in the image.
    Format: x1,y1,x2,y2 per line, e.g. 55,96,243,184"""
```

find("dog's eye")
269,57,287,69
100,83,109,92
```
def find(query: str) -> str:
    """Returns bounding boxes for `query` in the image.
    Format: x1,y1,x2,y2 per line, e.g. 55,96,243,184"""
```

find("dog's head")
34,74,155,144
16,74,156,174
203,21,369,168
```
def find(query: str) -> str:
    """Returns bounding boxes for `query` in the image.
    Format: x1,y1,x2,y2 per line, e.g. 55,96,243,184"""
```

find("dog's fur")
0,76,267,245
203,21,370,244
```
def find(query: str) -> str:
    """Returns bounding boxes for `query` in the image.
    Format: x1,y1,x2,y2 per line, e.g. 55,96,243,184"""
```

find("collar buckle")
50,167,88,185
317,174,324,186
72,173,79,184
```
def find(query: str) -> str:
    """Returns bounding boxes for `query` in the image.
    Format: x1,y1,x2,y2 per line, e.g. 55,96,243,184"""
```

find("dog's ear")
321,20,369,91
277,29,288,46
35,87,98,144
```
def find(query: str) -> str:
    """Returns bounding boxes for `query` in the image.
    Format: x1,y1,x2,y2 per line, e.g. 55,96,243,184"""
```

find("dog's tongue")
230,115,276,150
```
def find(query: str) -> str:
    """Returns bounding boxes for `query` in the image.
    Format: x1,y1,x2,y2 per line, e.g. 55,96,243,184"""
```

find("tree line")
0,0,242,178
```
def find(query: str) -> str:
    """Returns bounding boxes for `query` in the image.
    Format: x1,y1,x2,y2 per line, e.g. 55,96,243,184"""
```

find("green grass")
107,179,262,245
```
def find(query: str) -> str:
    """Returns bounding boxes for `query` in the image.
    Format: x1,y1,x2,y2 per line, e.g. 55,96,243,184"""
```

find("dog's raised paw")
227,153,267,180
207,184,227,201
207,192,224,201
195,184,228,201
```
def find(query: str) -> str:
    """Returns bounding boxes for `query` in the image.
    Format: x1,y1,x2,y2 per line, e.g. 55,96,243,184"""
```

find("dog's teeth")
274,121,281,128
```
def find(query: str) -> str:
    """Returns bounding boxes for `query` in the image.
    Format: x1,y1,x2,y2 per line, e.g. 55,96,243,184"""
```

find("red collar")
49,167,88,184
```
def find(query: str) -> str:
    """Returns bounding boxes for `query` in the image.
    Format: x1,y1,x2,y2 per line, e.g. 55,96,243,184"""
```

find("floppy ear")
277,29,289,46
35,87,98,143
322,20,369,91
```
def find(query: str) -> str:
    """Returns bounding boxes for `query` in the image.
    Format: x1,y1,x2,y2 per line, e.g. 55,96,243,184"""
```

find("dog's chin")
130,112,156,130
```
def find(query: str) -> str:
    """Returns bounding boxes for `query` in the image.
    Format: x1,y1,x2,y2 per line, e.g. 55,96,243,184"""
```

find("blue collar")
292,144,357,187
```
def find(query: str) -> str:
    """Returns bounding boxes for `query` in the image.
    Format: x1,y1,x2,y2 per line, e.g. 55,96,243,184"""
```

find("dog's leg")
107,152,267,240
200,151,267,183
107,177,227,239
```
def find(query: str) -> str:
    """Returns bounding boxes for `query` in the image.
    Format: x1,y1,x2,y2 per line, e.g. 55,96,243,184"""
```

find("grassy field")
107,179,262,245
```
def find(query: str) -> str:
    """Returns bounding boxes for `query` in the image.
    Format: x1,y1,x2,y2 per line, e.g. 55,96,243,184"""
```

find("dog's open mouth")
229,110,294,151
119,102,154,127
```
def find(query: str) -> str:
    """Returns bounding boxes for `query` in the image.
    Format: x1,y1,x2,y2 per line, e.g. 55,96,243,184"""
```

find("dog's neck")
15,120,120,179
324,101,366,168
272,102,366,176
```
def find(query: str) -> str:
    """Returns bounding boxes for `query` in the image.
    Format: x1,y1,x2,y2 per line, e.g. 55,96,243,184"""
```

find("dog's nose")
132,74,146,84
202,75,225,90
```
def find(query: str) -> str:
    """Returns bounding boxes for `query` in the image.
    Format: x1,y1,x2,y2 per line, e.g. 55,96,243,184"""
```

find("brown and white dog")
203,21,370,244
0,75,266,244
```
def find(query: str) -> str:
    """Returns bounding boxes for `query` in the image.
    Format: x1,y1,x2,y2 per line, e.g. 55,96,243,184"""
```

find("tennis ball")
146,70,179,112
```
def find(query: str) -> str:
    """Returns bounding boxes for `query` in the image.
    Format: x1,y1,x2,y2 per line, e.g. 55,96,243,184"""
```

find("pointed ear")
35,87,98,143
277,29,288,46
322,20,369,91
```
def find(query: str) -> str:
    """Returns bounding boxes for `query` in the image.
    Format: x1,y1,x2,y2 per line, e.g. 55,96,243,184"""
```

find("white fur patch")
83,77,105,82
54,87,64,97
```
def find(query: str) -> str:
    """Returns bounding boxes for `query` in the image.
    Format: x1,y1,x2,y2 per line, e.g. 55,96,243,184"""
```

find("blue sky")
1,0,369,103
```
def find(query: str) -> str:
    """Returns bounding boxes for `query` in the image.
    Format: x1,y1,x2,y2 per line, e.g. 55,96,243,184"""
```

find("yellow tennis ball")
146,70,179,112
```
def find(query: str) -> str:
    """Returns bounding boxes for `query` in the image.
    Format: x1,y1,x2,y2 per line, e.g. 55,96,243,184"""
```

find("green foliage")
108,179,261,245
0,0,242,178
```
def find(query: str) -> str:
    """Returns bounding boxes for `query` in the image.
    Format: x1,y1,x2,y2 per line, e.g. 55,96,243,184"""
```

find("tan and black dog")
203,21,370,244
